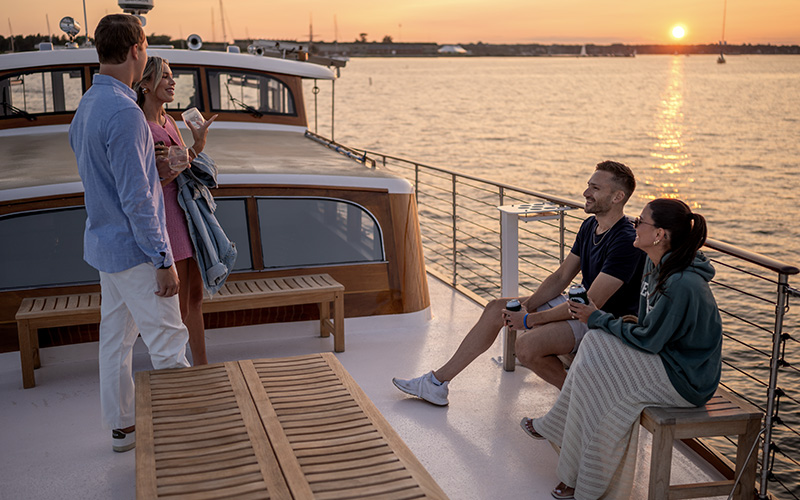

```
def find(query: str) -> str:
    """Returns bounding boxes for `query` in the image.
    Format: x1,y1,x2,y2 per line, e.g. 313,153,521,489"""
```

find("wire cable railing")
304,133,800,499
350,145,800,500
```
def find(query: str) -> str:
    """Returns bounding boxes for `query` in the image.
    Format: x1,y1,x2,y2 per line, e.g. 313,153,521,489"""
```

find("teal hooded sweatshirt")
587,252,722,406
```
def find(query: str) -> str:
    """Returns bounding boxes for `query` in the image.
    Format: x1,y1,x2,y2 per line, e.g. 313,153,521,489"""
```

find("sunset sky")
5,0,800,46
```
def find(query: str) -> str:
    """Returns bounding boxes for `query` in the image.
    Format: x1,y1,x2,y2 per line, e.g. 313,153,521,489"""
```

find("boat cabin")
0,46,429,352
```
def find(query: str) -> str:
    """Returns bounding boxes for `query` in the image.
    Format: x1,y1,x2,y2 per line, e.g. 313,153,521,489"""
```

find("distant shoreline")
306,41,799,58
4,34,798,56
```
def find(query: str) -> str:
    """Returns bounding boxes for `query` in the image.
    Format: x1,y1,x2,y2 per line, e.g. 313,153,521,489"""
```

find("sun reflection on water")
643,56,700,208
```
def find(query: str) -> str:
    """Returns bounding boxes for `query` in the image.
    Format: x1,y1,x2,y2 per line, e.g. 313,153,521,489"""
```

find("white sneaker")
112,428,135,453
392,371,449,406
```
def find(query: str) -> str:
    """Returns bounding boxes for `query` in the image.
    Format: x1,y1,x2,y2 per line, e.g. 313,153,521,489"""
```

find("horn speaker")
187,34,203,51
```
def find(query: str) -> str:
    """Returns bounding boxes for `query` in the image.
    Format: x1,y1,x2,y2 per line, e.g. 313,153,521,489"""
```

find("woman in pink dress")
134,56,218,365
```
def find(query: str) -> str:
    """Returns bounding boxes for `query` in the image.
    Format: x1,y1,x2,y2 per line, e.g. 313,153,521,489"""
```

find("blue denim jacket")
176,153,237,295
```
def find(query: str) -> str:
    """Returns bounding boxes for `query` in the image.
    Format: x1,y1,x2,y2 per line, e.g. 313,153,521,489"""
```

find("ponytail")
648,199,708,295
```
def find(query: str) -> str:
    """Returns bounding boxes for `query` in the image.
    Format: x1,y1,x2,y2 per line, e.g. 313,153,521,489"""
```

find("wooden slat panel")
245,353,449,499
239,360,316,499
138,354,446,499
136,363,292,500
135,372,158,500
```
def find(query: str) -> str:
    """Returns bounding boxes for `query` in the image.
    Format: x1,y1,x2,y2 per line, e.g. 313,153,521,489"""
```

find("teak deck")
135,353,448,499
15,274,344,389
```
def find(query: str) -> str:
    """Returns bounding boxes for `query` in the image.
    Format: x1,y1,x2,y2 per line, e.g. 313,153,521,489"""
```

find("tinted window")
164,68,201,111
207,70,295,116
215,198,251,271
257,198,384,269
0,208,98,289
0,68,83,118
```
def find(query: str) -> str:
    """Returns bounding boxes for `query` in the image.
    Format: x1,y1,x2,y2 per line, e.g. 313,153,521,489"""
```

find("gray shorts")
536,294,589,354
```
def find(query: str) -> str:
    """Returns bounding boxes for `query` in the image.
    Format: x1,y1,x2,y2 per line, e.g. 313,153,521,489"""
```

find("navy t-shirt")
570,216,644,317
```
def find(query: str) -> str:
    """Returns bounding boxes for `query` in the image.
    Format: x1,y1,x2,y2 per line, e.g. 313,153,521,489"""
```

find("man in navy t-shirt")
393,161,644,405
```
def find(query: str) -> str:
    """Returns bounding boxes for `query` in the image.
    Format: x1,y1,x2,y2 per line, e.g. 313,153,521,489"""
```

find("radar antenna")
118,0,154,26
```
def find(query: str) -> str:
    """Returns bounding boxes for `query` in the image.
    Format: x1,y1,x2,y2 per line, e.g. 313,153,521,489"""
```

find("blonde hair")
133,56,168,107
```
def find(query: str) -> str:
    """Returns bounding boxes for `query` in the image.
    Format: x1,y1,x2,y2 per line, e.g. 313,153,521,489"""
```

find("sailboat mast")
219,0,227,43
716,0,727,63
721,0,727,43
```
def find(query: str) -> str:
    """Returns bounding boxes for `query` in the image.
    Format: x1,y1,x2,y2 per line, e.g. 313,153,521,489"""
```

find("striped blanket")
533,329,692,499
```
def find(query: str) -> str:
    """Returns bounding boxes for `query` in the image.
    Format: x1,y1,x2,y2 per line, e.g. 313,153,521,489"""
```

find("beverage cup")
168,145,190,172
181,107,205,129
506,299,522,312
567,285,589,305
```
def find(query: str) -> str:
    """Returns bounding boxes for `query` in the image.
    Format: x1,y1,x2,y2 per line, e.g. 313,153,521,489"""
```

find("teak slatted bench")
15,274,344,389
640,387,762,500
135,352,449,499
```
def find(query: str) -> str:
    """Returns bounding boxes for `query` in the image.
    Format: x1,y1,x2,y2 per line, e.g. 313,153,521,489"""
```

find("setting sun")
672,26,686,39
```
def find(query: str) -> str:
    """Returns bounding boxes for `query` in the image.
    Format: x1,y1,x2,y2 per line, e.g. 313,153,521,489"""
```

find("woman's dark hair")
648,198,707,295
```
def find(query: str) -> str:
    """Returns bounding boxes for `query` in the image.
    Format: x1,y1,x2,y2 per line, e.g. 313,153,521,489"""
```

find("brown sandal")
520,417,545,440
551,482,575,499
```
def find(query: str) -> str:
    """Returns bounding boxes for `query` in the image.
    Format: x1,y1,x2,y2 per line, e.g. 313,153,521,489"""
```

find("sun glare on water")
672,26,686,39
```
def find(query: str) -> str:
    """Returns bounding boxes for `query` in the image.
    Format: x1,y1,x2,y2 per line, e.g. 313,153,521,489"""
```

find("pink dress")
147,117,194,262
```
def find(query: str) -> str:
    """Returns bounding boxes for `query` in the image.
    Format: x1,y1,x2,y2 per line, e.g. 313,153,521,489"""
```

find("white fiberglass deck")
0,276,725,499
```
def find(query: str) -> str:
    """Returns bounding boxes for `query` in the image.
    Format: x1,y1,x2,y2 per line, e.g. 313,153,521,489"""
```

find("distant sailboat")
579,44,587,57
717,0,727,64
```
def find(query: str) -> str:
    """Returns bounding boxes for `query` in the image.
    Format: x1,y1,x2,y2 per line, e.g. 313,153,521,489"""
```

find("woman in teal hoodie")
521,199,722,500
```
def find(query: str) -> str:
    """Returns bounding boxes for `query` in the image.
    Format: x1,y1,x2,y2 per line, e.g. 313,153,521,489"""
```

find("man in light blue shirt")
69,14,189,453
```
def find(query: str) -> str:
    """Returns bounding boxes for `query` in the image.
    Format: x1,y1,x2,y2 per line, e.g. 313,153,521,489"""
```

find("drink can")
568,284,589,305
505,299,522,312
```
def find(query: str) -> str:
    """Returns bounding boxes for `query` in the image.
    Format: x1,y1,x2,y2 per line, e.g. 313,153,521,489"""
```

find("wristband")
523,313,529,330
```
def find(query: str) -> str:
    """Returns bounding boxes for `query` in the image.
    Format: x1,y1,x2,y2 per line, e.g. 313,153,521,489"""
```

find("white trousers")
98,263,190,429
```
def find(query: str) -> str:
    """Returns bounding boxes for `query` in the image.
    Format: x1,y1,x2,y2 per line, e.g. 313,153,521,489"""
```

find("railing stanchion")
452,174,457,286
759,273,790,499
312,79,318,134
559,209,566,263
415,164,419,205
330,79,335,141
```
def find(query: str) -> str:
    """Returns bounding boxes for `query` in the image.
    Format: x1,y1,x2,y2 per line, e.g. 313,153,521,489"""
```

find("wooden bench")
135,352,449,499
15,274,344,389
641,387,762,500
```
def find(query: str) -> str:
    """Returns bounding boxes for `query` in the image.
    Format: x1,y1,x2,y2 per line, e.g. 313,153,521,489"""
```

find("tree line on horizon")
2,33,798,55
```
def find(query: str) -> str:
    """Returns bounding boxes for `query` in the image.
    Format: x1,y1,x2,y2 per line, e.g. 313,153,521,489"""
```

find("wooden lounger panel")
135,364,291,500
138,354,446,499
242,354,448,499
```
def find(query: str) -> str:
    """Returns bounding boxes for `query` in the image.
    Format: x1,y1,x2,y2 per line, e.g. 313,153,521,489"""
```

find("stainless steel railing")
351,145,800,500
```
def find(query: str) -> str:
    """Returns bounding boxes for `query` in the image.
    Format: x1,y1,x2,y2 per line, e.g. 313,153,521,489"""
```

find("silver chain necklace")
593,224,610,246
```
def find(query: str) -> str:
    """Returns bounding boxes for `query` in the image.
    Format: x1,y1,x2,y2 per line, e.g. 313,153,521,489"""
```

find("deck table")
135,352,448,499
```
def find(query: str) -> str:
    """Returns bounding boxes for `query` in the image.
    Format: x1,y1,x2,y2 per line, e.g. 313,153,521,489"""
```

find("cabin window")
0,68,83,118
163,68,202,111
256,197,384,269
90,65,201,112
215,198,252,271
207,70,296,116
0,208,98,290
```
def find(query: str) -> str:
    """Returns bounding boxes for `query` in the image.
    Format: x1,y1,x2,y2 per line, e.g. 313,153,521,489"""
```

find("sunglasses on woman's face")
632,216,656,229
